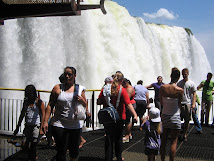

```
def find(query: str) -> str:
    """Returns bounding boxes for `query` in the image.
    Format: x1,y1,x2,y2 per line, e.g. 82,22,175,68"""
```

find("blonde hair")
150,122,161,135
111,72,124,96
156,122,161,135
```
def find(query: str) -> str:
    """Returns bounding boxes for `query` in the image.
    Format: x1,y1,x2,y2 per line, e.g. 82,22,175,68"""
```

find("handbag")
73,84,86,120
98,86,122,124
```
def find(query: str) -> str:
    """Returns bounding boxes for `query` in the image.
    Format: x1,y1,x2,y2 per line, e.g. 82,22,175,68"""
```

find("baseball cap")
149,107,161,122
104,76,113,82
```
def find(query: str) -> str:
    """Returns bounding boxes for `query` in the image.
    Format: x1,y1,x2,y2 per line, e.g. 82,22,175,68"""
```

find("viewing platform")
1,88,214,160
1,125,214,161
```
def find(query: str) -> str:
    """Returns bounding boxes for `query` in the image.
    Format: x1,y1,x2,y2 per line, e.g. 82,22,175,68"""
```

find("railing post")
92,91,95,130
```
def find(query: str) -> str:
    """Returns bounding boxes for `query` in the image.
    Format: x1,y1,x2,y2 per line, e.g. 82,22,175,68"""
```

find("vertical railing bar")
92,91,95,130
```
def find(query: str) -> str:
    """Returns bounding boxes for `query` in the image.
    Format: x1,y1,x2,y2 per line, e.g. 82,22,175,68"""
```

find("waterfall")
0,0,212,100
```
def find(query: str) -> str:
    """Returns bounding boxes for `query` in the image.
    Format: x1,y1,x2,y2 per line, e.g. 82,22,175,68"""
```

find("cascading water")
0,0,212,101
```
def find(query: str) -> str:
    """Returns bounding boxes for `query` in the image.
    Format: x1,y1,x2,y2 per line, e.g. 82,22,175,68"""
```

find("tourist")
177,68,200,141
141,107,161,161
159,67,184,161
134,80,150,130
146,76,164,112
42,67,87,161
197,72,214,126
98,72,138,161
122,78,136,143
14,85,45,161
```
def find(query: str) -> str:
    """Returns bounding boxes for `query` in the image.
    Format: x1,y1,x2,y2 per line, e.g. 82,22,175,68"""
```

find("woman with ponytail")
100,72,138,161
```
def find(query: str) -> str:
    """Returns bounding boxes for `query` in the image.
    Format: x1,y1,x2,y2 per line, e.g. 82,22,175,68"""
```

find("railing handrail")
0,87,101,93
0,87,213,136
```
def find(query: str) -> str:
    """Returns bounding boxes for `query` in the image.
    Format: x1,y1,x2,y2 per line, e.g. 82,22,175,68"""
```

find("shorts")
135,100,147,118
180,104,191,121
145,147,159,155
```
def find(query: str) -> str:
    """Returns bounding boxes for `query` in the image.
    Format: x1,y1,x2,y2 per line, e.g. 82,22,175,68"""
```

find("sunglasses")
64,72,73,77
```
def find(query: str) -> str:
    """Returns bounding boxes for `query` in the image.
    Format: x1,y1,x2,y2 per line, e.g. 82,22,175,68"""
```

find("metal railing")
0,87,214,135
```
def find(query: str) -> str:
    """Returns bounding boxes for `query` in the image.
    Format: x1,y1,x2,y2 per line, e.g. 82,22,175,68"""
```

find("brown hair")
182,68,189,74
111,72,124,96
170,67,180,82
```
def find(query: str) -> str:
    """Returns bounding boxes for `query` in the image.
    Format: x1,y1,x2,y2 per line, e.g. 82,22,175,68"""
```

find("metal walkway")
1,124,214,161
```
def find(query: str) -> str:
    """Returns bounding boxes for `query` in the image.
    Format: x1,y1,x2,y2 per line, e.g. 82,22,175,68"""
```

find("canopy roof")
0,0,106,25
2,0,83,4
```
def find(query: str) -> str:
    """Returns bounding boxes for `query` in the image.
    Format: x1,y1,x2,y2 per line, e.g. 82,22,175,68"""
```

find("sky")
112,0,214,72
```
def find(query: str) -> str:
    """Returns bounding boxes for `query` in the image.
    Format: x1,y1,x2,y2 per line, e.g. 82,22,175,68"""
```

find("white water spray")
0,0,212,100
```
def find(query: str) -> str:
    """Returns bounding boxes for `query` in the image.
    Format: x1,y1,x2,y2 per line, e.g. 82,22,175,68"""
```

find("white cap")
105,76,113,82
149,107,161,122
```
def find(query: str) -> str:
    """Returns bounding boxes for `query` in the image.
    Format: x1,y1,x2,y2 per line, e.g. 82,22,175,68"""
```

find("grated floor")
2,124,214,161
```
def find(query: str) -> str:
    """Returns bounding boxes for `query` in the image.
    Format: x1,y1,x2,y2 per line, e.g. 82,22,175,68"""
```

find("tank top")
25,101,41,126
51,84,85,129
162,97,180,115
127,86,136,104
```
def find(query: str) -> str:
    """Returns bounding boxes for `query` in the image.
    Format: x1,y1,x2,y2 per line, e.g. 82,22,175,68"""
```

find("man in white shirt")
177,68,198,142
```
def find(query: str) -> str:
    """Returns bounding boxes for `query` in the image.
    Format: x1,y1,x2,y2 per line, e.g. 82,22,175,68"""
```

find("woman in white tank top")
43,67,87,161
159,67,184,161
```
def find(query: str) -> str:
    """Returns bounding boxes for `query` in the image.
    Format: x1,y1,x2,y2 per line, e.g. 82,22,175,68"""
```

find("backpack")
98,86,122,124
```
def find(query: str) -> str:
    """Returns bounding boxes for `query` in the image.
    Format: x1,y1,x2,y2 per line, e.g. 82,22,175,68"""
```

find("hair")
64,66,76,84
122,78,132,86
182,68,189,74
116,71,122,74
64,66,76,75
137,80,143,85
59,73,65,83
170,67,180,82
157,76,162,79
111,72,124,96
156,122,161,135
207,72,213,77
24,84,37,101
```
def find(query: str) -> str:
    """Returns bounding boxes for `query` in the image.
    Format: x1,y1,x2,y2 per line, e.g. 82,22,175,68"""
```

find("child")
141,107,161,161
13,85,45,161
148,98,155,109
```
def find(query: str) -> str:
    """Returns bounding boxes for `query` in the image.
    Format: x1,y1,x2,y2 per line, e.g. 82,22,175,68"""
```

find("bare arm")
127,103,138,123
197,82,204,90
192,91,196,108
42,85,58,134
77,90,87,107
146,92,150,107
141,116,149,126
14,103,27,136
177,87,184,109
145,84,153,89
40,101,46,135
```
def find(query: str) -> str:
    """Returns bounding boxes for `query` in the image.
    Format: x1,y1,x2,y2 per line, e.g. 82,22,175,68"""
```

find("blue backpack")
98,87,122,124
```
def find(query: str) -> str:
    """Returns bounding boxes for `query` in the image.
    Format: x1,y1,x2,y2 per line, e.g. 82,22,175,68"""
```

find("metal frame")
0,0,106,25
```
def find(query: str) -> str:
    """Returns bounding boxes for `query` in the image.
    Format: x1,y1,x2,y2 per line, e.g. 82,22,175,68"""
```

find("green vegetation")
184,28,193,36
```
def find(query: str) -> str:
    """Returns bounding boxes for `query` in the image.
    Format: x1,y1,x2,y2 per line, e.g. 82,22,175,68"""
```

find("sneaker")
122,137,129,143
